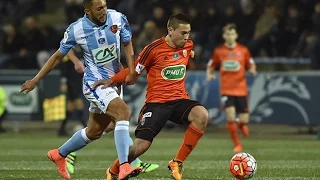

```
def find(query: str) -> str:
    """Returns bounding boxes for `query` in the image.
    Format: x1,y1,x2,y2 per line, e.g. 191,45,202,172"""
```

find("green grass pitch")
0,127,320,180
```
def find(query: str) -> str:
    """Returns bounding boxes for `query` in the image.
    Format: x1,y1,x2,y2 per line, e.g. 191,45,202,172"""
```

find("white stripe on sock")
81,128,91,142
115,121,129,131
116,121,129,126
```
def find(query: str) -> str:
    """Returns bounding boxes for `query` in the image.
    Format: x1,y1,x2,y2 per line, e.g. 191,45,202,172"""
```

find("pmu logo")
250,75,311,125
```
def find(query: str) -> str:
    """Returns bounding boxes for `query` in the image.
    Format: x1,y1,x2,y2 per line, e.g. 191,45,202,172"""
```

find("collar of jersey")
83,13,108,29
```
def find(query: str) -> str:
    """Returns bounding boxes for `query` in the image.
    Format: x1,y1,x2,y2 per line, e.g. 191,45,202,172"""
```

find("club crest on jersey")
98,38,105,44
110,25,118,33
182,50,187,58
173,53,180,60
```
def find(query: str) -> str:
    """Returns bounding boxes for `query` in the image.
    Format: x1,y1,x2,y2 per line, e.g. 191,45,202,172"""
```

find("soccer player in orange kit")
93,13,208,180
206,24,257,153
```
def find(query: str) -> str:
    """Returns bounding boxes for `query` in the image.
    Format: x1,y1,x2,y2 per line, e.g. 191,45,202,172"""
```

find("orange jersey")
135,37,194,103
208,44,254,96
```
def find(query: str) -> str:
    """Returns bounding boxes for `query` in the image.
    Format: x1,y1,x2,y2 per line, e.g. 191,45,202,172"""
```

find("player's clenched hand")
125,73,137,85
206,74,215,81
20,79,38,94
249,68,257,76
74,61,85,73
93,79,114,89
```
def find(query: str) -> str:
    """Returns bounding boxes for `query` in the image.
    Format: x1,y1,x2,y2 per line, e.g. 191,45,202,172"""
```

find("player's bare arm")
92,68,137,89
206,66,215,81
123,40,137,85
248,63,257,76
20,50,65,93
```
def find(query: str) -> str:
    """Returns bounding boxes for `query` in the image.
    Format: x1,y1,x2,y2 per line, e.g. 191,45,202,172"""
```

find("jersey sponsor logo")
222,60,240,71
135,63,145,74
91,43,117,65
142,112,152,118
161,65,186,80
105,90,116,97
110,25,118,34
183,49,187,58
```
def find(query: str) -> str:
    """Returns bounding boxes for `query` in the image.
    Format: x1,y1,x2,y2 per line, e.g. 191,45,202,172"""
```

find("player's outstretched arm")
92,68,139,89
20,50,65,94
206,66,215,81
123,40,137,85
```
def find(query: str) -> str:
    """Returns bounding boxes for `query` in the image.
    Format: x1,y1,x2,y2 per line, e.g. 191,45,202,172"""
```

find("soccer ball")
229,152,257,179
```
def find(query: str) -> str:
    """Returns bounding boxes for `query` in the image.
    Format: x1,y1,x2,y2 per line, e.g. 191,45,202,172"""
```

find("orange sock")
239,122,248,129
238,121,249,137
110,159,120,175
227,121,240,146
175,124,204,162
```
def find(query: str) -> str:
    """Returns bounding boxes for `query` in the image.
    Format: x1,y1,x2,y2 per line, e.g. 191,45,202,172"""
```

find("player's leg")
236,96,250,137
48,82,115,179
107,102,171,179
65,97,86,173
48,112,112,180
105,120,159,173
105,97,143,179
169,100,208,180
223,96,242,153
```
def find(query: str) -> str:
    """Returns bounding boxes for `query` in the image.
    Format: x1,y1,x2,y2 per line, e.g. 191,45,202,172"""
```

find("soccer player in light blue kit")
20,0,142,179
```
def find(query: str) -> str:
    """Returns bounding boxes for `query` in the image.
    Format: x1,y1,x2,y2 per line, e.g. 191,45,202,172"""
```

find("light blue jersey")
58,9,132,82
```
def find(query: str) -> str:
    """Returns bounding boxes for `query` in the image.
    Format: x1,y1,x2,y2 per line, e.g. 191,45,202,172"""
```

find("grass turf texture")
0,127,319,180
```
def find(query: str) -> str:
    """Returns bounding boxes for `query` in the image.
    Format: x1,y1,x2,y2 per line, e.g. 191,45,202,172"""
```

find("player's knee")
239,113,249,123
190,106,208,129
197,109,209,128
116,105,131,120
226,113,236,121
225,107,236,120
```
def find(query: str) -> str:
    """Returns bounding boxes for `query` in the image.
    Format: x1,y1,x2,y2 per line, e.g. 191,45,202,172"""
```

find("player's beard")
92,15,106,26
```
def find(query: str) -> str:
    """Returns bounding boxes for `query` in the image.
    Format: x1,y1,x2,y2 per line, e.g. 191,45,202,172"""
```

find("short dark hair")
83,0,94,9
223,23,237,33
167,13,191,30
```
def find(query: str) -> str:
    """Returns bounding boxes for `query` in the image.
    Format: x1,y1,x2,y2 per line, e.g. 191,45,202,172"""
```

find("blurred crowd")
0,0,320,70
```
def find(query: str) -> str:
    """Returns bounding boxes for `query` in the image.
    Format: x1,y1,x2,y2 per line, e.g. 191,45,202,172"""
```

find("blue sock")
58,128,91,157
114,121,130,164
129,136,141,166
